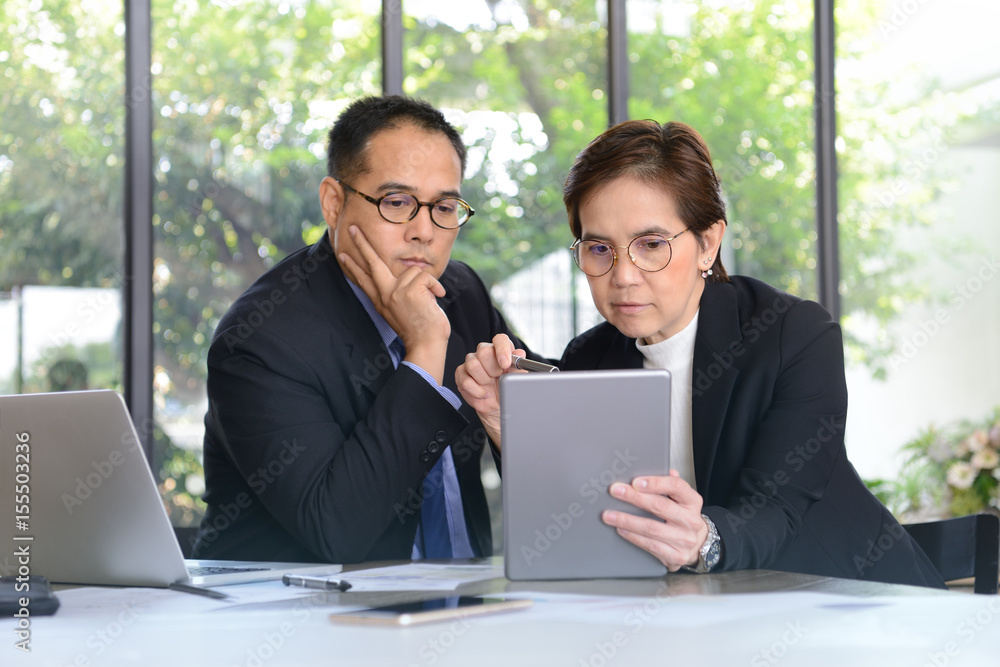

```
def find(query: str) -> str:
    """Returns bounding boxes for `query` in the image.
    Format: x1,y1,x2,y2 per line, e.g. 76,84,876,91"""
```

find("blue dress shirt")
346,280,475,558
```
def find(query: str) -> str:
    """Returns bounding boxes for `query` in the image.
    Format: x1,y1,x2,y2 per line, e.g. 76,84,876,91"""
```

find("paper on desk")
49,563,502,618
53,579,325,615
337,562,504,592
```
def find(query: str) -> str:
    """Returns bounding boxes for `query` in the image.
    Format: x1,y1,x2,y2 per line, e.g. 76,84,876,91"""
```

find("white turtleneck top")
635,310,699,490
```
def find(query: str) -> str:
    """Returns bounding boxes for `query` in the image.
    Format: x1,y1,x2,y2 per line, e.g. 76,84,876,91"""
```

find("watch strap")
681,513,721,574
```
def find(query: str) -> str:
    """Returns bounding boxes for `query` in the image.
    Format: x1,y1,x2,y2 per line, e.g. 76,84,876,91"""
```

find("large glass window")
629,0,818,299
404,0,609,358
150,0,380,525
9,0,989,533
403,0,610,546
837,1,1000,500
0,0,125,396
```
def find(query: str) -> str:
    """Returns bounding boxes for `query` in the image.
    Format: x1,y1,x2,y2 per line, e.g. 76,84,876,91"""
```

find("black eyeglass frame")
570,229,690,277
337,180,475,229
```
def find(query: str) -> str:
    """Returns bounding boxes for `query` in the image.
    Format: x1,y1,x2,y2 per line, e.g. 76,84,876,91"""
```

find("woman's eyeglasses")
570,229,689,277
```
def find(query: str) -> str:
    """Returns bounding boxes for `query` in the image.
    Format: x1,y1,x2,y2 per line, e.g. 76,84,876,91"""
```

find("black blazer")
193,236,527,564
561,276,944,588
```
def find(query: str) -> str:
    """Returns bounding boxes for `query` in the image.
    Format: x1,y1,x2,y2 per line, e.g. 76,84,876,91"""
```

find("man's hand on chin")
339,225,450,385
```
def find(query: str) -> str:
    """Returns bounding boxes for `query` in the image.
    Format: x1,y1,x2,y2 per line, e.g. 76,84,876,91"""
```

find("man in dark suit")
192,95,533,564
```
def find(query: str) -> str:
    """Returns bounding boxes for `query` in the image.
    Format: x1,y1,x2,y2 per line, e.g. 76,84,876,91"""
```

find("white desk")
6,558,1000,667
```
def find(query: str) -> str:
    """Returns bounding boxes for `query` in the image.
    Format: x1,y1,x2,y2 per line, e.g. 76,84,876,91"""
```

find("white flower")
967,431,988,453
946,462,976,490
989,424,1000,448
956,438,972,456
971,448,1000,471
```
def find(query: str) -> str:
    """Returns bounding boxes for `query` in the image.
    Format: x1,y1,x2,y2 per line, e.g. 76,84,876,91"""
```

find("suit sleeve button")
419,451,431,463
435,430,447,443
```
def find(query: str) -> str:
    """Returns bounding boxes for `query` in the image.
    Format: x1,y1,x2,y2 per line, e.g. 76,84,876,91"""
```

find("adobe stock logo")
888,255,999,369
220,243,334,353
924,597,1000,667
60,421,146,515
877,0,932,39
519,448,639,566
392,429,489,524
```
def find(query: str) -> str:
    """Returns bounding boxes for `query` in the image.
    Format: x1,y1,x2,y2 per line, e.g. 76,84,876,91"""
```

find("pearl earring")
702,257,713,278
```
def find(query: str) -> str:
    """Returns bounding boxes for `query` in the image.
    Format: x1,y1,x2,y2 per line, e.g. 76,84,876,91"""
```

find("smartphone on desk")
328,596,531,626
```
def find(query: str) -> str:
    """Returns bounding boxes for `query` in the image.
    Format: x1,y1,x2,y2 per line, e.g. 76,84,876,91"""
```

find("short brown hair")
563,120,728,282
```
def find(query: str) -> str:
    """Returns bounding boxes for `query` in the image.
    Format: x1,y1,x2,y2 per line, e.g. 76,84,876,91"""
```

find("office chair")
903,513,1000,594
173,525,200,559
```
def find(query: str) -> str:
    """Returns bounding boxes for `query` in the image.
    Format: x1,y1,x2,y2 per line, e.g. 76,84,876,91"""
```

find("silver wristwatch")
683,514,721,574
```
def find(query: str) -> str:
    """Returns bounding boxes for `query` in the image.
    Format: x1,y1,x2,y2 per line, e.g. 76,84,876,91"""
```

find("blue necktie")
421,457,452,558
389,337,452,559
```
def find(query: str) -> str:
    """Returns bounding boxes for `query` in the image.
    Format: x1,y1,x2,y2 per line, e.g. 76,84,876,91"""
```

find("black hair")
325,95,467,181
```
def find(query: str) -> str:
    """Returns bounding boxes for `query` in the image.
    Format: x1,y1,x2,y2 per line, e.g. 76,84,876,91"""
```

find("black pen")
282,574,352,592
169,581,232,600
511,355,559,373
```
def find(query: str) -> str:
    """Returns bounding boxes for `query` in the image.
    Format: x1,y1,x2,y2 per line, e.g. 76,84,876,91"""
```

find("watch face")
705,540,721,569
699,515,721,571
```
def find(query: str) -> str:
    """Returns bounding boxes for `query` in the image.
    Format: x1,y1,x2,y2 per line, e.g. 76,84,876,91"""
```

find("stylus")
511,356,559,373
282,574,352,592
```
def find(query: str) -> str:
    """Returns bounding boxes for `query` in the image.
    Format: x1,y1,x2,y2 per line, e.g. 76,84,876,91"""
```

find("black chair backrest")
903,513,1000,594
173,525,200,560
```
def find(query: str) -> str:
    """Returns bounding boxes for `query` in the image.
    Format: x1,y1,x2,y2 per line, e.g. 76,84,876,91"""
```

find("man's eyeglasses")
570,229,689,277
338,181,474,229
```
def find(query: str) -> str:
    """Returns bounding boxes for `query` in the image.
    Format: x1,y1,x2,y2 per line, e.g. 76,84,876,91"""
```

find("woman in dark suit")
457,120,944,587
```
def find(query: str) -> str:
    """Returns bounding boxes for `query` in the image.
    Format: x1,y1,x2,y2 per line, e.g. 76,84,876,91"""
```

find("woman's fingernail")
611,483,626,498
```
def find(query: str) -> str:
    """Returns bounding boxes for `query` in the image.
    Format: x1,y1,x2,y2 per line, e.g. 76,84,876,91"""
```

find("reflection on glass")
151,0,380,526
404,1,610,551
629,0,818,299
0,0,125,397
405,0,609,358
17,286,123,393
838,0,1000,493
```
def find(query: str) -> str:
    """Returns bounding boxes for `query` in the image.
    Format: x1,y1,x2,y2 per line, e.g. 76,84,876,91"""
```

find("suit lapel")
691,281,742,496
597,329,643,370
438,268,467,396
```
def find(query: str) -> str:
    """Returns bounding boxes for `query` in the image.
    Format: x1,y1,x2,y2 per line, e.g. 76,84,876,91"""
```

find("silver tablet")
500,369,671,580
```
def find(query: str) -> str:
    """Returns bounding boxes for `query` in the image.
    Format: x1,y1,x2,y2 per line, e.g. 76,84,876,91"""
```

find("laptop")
0,390,340,588
500,369,671,580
